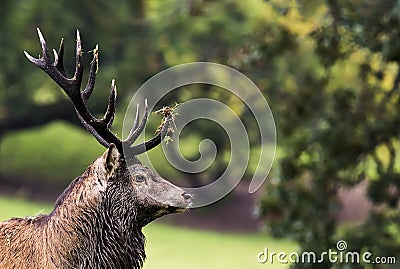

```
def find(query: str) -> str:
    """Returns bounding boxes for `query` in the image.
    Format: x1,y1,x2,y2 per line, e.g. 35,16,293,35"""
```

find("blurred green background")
1,0,400,268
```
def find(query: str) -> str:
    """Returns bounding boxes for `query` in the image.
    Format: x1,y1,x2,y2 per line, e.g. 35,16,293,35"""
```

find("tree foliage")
257,1,400,268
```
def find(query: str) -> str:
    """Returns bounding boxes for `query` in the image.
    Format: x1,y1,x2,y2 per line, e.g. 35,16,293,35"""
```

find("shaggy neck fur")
45,164,146,269
0,162,146,269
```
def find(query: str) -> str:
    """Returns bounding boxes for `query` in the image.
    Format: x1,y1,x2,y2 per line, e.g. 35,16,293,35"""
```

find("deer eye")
135,175,146,183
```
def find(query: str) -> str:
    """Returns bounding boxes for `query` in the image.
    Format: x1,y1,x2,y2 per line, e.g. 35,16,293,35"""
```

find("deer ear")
102,143,120,176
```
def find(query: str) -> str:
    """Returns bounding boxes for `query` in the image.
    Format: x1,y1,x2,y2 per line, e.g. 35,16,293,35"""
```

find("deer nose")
182,192,192,201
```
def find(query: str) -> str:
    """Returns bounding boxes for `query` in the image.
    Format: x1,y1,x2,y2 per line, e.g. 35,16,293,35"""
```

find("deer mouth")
167,206,189,213
159,191,192,213
167,193,192,213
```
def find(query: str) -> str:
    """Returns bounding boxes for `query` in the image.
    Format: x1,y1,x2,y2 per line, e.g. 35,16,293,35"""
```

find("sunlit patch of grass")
143,223,296,269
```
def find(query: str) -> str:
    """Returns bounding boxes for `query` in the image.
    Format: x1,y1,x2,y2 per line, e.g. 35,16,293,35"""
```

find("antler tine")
37,29,46,52
123,99,149,145
52,49,59,67
24,29,49,69
70,29,84,91
128,112,173,155
82,44,98,102
54,38,66,76
133,103,140,130
101,79,117,129
37,28,52,64
123,103,140,144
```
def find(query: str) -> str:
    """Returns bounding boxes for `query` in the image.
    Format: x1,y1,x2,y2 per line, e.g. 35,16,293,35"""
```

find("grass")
144,224,296,269
0,195,296,269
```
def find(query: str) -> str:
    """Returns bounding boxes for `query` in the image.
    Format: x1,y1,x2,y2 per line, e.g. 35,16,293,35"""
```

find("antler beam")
24,28,172,157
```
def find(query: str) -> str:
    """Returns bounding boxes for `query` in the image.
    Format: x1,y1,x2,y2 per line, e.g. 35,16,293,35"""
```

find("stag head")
24,28,191,228
98,144,191,226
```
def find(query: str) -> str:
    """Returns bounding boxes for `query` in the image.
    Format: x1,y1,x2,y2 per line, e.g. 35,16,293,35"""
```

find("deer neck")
44,177,146,269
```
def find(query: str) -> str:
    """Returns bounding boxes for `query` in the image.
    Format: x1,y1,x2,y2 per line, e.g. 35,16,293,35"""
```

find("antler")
24,28,172,157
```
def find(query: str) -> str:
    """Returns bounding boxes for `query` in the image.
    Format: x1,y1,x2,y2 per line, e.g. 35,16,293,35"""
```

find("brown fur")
0,146,190,269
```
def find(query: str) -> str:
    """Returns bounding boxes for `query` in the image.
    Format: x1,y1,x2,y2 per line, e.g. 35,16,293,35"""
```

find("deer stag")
0,28,191,269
